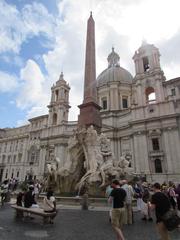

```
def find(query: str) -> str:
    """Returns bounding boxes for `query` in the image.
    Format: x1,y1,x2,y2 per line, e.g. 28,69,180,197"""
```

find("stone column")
162,129,173,173
133,132,149,174
78,12,101,130
39,147,47,178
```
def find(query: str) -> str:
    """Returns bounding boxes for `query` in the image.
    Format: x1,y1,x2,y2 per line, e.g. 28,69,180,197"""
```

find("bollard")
81,193,89,210
5,191,11,202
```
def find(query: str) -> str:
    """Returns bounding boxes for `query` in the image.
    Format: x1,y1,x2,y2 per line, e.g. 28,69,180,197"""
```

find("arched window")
145,87,156,104
154,159,162,173
143,57,150,72
52,113,57,125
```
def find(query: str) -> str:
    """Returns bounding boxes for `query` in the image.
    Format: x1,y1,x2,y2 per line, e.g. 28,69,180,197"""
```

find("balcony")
149,150,164,157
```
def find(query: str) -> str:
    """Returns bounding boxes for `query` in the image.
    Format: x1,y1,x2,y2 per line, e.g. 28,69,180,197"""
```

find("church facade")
0,16,180,184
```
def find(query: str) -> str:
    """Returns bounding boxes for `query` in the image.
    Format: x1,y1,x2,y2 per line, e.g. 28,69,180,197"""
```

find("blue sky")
0,0,180,128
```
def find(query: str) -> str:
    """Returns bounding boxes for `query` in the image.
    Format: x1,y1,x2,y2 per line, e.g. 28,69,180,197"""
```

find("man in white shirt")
121,180,134,225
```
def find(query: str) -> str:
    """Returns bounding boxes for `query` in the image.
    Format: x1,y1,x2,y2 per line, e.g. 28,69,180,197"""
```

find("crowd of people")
1,177,180,237
16,183,57,224
0,178,42,205
106,179,180,240
0,178,57,223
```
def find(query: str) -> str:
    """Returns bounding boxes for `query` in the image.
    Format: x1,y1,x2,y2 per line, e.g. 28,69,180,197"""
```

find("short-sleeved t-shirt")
151,191,170,222
43,196,55,211
110,187,126,208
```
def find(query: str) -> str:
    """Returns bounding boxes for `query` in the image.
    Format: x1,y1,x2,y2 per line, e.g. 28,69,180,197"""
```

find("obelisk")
78,12,101,131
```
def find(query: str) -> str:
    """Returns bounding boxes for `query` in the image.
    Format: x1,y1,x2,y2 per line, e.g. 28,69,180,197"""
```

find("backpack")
142,188,150,203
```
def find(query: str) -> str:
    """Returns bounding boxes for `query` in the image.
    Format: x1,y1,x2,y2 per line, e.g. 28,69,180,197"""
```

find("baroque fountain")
46,125,132,196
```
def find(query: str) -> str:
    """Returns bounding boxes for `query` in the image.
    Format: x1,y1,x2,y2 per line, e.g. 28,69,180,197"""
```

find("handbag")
162,209,180,231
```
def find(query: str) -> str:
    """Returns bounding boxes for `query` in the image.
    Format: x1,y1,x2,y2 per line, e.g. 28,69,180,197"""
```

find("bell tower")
48,72,71,126
133,41,166,106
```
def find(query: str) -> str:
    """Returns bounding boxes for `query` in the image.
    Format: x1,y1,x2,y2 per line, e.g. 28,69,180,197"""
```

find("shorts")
111,208,125,228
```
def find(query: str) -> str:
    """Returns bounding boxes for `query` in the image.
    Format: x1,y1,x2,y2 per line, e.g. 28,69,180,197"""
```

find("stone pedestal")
78,101,101,131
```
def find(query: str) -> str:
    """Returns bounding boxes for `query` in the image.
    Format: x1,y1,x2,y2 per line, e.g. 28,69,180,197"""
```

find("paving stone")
24,230,48,238
0,205,179,240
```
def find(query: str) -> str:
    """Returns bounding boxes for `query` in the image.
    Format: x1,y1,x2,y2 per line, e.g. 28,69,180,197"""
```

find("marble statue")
45,126,131,195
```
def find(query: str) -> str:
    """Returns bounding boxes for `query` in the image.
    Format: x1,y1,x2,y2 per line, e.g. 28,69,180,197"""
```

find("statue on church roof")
107,47,120,67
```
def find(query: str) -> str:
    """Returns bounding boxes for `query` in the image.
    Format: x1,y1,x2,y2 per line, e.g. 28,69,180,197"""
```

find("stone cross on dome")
107,47,120,68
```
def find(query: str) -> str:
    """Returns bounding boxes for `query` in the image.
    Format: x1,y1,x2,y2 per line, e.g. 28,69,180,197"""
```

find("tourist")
43,189,57,223
34,180,41,201
121,180,134,225
16,190,24,207
175,184,180,217
105,181,113,222
133,183,143,211
0,180,9,205
168,181,177,210
109,179,126,240
141,182,153,221
149,182,171,240
24,185,37,208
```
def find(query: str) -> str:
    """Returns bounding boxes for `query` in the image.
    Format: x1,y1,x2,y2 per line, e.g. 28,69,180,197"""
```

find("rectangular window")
122,97,128,109
55,90,59,101
171,88,176,96
13,155,16,163
7,155,11,164
101,97,107,110
152,138,160,151
5,170,8,179
155,159,163,173
2,155,6,163
18,153,22,162
4,143,7,152
20,144,23,151
15,142,18,151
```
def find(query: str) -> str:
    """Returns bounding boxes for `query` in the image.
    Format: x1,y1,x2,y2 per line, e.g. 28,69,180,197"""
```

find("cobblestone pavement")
0,204,179,240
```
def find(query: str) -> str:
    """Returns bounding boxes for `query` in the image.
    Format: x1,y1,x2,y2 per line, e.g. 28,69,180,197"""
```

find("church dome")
97,48,133,87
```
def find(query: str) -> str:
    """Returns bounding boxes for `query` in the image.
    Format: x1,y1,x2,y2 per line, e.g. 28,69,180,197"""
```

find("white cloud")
0,0,55,54
163,62,180,80
0,71,18,92
16,59,49,110
16,106,48,127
